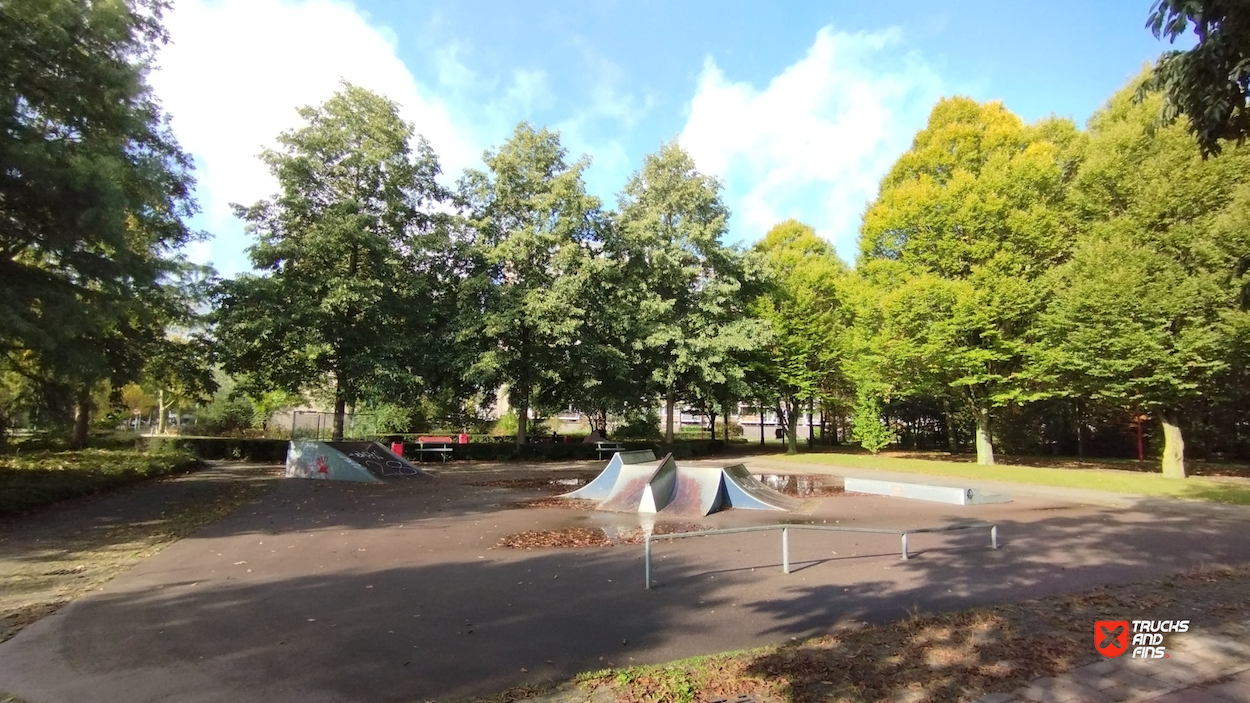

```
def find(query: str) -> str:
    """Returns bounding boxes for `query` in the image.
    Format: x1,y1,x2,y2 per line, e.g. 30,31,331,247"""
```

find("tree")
1038,72,1250,477
751,220,849,454
616,142,764,444
0,0,204,446
459,123,604,445
144,336,217,434
1144,0,1250,157
213,83,448,441
858,98,1077,464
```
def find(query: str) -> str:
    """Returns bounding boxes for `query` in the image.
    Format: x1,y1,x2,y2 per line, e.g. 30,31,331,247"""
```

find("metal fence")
289,411,380,440
642,522,998,589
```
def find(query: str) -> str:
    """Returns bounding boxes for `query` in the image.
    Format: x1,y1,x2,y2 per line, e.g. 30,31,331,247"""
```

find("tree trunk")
664,390,675,445
515,394,528,446
70,386,92,449
708,411,716,440
786,399,799,454
974,404,995,465
758,399,765,446
333,394,346,442
1075,402,1087,458
157,389,167,435
1160,410,1187,478
944,399,957,454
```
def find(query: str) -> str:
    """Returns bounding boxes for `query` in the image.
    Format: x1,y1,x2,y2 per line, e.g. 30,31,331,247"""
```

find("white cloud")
678,27,944,262
150,0,479,277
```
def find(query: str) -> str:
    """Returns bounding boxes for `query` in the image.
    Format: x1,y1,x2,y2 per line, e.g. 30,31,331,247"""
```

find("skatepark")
2,449,1250,703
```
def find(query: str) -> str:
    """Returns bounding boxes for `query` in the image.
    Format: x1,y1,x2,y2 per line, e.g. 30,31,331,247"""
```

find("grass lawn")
767,451,1250,506
0,447,201,516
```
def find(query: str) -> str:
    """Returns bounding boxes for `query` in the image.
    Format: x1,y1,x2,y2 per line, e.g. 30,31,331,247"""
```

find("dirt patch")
0,463,279,644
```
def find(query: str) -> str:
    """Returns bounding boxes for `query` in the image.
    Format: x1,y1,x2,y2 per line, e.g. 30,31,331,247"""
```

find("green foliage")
0,0,208,447
856,97,1077,464
850,392,897,454
613,408,663,440
145,437,288,462
615,142,767,442
1035,74,1250,477
0,447,199,516
1144,0,1250,157
751,220,850,453
459,123,604,445
213,83,450,440
193,388,255,437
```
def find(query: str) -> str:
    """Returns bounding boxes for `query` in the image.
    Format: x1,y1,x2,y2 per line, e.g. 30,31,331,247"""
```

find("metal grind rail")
643,522,998,589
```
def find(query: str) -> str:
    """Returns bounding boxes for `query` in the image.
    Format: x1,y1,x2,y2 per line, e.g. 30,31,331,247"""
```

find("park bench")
594,441,625,460
412,436,456,462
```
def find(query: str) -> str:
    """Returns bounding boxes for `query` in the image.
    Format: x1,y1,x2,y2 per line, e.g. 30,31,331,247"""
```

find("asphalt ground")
1,457,1249,702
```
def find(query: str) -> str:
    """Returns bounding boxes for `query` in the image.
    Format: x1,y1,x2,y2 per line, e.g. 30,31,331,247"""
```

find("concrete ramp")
560,450,655,501
599,454,677,513
844,477,1009,505
659,466,724,516
721,464,802,512
565,455,800,515
286,441,429,482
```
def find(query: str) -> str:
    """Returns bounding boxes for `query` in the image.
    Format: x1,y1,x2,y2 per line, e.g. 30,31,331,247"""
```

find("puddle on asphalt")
752,474,847,497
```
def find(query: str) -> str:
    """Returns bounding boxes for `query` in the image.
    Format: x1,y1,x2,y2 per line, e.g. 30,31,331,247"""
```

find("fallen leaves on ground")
495,528,613,549
563,562,1250,703
512,497,599,510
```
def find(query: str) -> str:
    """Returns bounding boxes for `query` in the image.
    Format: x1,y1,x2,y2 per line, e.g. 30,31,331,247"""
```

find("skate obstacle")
561,451,799,516
285,440,431,483
843,477,1009,505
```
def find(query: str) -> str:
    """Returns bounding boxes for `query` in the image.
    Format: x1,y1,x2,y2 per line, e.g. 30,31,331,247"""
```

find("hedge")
142,437,290,462
149,436,726,464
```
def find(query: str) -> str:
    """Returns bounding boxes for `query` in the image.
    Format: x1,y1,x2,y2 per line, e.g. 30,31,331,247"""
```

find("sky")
147,0,1184,277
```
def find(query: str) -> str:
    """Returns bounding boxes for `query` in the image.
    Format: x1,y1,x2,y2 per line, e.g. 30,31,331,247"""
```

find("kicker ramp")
286,441,430,482
563,453,798,516
561,450,656,501
598,454,678,513
721,464,802,512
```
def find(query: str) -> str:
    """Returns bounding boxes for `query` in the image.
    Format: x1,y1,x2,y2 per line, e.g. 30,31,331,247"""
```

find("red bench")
413,436,455,462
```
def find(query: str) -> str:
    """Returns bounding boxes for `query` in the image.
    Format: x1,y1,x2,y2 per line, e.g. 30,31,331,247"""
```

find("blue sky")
149,0,1182,276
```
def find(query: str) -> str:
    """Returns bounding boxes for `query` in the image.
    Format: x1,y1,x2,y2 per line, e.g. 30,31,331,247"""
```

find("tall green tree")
213,83,449,441
751,220,849,454
616,142,763,444
1144,0,1250,157
459,123,604,445
1038,73,1250,477
0,0,204,446
858,98,1077,464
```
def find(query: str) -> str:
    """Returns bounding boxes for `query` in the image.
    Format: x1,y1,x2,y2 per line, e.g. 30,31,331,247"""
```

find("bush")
144,437,289,462
0,447,200,516
851,393,897,454
614,409,662,440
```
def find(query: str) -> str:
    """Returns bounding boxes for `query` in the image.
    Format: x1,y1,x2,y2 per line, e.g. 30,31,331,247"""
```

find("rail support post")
901,532,909,560
782,527,790,574
991,525,998,550
644,537,653,590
